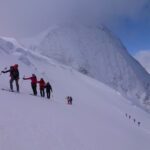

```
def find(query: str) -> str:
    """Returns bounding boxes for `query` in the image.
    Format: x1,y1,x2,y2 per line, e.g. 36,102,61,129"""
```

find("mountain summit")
21,23,150,109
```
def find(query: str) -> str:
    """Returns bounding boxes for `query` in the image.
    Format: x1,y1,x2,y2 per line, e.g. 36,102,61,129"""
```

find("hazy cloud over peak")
0,0,149,38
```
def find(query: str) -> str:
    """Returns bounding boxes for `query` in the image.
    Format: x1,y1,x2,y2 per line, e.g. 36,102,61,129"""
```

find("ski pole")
51,92,54,101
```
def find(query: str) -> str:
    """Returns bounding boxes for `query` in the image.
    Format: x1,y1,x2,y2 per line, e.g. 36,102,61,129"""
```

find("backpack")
11,67,19,79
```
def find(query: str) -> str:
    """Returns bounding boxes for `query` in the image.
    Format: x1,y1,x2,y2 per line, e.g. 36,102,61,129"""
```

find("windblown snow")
0,36,150,150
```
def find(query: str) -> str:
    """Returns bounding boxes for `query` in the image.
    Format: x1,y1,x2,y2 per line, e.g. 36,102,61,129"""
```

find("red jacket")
24,76,37,84
37,79,45,89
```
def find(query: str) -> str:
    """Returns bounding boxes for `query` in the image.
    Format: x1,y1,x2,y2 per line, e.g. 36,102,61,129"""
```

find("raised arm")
23,77,32,80
2,69,11,74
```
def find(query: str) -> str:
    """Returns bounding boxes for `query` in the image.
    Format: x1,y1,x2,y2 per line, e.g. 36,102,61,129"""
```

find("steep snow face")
21,24,150,108
135,50,150,73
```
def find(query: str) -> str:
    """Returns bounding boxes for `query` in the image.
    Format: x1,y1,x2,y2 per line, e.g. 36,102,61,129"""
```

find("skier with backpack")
23,74,37,96
37,78,45,97
1,64,19,92
45,82,52,99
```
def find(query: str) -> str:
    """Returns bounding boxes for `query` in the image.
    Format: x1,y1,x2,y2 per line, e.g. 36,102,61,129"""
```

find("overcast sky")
0,0,149,54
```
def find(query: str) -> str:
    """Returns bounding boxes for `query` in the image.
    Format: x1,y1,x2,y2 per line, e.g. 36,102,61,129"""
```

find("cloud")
0,0,149,38
76,0,149,23
134,50,150,73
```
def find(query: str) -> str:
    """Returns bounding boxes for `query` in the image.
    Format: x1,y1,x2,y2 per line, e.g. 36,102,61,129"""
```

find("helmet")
32,74,35,77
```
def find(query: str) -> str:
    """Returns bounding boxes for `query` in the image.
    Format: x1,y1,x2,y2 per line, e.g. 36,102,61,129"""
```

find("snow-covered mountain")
0,37,150,150
135,50,150,73
20,23,150,109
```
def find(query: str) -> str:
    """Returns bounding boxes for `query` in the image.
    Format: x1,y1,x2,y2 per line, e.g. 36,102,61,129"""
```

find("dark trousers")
10,78,19,92
68,99,72,105
40,88,45,97
46,91,51,99
31,84,37,95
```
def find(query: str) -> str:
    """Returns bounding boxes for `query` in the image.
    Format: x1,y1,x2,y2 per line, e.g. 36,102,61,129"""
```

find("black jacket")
2,66,19,79
45,83,52,92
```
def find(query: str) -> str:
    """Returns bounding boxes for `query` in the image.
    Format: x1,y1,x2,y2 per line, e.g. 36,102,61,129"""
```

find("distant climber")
66,96,73,105
37,78,45,97
45,82,52,99
1,64,19,92
23,74,37,95
138,121,141,127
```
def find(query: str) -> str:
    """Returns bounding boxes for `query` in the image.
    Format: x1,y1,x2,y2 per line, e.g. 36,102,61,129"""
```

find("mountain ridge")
20,23,150,109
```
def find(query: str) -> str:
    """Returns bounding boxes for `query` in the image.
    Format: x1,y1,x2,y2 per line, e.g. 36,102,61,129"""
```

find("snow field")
0,50,150,150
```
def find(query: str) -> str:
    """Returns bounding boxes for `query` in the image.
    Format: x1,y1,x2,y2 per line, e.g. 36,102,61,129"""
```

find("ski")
1,88,19,93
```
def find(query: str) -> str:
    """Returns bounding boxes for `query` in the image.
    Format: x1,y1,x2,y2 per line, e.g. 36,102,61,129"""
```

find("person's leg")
10,78,14,91
47,91,50,99
31,84,35,95
15,79,19,92
40,89,42,97
46,91,48,98
35,85,37,95
49,91,51,99
32,84,37,95
43,89,45,97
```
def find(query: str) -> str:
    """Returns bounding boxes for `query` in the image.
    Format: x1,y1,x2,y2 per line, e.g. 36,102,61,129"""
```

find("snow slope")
20,23,150,108
0,38,150,150
135,50,150,73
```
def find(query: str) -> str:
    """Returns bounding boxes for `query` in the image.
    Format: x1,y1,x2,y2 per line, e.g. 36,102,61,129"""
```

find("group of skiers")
1,64,73,104
1,64,53,99
23,75,52,99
